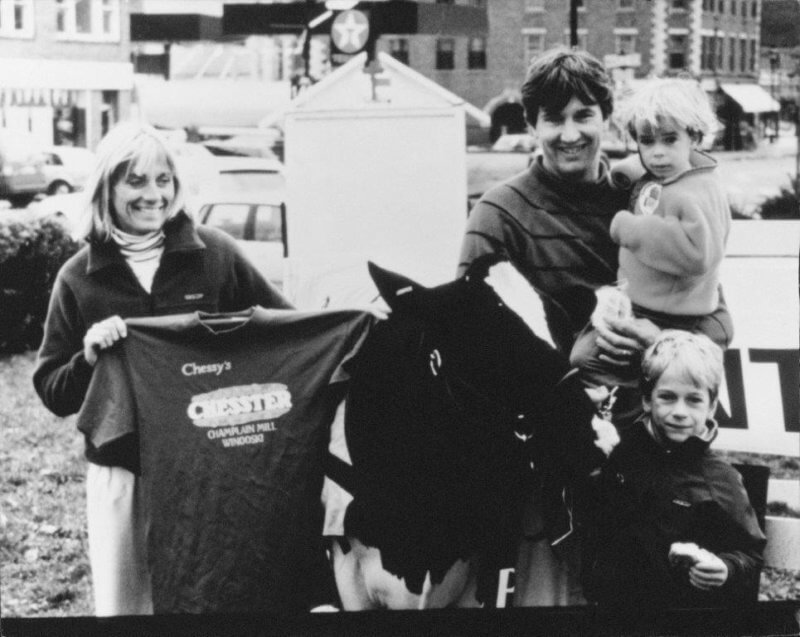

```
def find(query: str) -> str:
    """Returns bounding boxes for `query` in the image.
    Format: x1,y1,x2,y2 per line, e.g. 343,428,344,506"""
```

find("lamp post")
769,49,780,143
569,0,578,48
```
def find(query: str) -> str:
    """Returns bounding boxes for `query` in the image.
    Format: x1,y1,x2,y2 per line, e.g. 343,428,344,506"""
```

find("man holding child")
458,47,764,608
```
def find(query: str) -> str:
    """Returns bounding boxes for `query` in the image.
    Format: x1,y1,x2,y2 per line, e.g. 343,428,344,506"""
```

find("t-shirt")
76,307,373,614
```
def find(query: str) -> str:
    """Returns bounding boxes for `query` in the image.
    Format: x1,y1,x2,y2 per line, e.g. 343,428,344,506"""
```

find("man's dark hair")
521,48,614,127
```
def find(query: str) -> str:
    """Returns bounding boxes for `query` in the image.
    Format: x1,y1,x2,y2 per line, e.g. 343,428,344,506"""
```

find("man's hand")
594,316,660,365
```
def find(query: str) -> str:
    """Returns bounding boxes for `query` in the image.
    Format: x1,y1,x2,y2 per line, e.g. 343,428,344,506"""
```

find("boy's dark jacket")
585,419,766,609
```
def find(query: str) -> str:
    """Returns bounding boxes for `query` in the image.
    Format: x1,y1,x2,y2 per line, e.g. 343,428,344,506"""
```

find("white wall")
284,105,467,307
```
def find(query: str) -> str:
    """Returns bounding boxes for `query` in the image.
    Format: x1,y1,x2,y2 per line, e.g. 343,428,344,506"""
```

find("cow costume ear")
367,261,423,311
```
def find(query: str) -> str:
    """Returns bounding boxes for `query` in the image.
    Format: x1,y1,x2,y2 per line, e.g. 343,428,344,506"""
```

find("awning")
719,83,780,114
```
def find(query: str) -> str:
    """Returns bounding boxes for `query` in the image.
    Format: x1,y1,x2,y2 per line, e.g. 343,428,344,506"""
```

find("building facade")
371,0,765,141
0,0,134,149
130,0,771,144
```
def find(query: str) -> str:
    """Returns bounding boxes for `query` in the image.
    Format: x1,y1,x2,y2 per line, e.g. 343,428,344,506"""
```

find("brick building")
370,0,766,142
0,0,134,149
131,0,771,144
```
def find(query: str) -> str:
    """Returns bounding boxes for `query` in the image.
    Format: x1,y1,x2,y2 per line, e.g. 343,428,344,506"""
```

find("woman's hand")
594,316,661,365
83,315,127,366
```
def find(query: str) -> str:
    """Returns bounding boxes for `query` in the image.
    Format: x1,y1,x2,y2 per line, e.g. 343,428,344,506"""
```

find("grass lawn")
1,351,798,617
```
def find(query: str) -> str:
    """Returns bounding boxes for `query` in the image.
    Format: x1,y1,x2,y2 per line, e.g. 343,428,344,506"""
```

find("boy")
570,78,733,394
585,330,766,609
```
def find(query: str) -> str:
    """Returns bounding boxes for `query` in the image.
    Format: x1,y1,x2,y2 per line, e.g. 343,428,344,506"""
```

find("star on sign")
332,10,369,53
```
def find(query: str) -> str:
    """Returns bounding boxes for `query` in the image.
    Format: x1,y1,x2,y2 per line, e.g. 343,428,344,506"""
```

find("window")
668,34,686,69
751,0,757,18
523,30,546,63
468,37,486,69
56,0,120,41
435,0,455,4
436,38,455,70
749,38,756,71
700,36,711,70
739,37,747,72
615,33,637,55
562,29,587,50
728,36,735,71
388,37,409,65
0,0,33,38
618,0,635,9
525,0,545,11
204,204,248,240
671,0,688,10
253,205,283,243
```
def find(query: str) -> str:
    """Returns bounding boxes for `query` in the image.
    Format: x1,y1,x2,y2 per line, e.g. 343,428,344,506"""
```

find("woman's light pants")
86,464,153,616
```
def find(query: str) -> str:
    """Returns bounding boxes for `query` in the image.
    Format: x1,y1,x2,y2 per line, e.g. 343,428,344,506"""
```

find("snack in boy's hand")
590,284,632,330
669,542,707,569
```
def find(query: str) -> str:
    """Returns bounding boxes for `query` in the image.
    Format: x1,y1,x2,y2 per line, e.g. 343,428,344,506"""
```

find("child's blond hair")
622,78,719,145
640,330,724,402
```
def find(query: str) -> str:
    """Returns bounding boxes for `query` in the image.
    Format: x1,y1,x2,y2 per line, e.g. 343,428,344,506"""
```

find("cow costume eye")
429,349,442,376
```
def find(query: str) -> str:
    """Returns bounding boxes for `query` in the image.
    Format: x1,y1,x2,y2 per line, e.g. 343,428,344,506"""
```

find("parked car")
41,145,96,195
27,191,87,238
491,133,537,153
214,156,285,195
202,131,283,161
169,141,220,211
198,189,287,286
0,129,49,206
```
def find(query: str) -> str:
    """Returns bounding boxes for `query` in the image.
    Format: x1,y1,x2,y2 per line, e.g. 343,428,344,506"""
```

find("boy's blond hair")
622,78,719,145
640,330,724,402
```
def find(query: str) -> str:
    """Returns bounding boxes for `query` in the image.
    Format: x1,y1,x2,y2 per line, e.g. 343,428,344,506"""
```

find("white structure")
283,51,488,308
715,220,799,458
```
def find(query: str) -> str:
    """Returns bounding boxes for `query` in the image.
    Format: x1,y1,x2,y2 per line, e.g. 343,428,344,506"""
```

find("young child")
570,78,733,394
584,330,766,609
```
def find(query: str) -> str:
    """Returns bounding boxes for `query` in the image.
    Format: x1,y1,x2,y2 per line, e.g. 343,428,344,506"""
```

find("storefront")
716,83,781,151
0,58,133,150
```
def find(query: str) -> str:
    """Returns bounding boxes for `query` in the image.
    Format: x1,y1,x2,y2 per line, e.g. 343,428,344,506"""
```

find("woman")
33,121,292,616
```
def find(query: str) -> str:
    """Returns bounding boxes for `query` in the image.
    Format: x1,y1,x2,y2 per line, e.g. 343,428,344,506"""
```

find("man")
459,48,635,356
458,48,656,607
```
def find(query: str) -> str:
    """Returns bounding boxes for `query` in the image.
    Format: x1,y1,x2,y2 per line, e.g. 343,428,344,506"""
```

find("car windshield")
218,170,284,193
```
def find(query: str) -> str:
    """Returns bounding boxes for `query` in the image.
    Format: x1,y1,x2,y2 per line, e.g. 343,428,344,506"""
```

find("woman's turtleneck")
109,226,165,293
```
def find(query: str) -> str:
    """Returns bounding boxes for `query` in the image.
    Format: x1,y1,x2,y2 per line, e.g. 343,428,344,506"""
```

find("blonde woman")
33,121,291,615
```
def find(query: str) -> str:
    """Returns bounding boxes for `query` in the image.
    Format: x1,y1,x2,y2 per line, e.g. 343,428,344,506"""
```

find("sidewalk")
719,128,798,161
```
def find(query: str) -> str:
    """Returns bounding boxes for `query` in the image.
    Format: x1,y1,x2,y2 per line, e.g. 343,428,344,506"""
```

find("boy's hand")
688,551,729,590
591,415,619,457
670,543,729,590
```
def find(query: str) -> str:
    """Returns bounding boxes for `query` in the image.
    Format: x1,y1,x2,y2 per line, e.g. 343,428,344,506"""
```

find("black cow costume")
325,255,612,607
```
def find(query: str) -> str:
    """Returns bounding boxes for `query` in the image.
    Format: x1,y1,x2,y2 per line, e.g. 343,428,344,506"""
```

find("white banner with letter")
714,220,799,456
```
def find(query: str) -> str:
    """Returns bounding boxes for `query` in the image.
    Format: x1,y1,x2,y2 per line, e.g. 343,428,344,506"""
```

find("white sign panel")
714,220,799,456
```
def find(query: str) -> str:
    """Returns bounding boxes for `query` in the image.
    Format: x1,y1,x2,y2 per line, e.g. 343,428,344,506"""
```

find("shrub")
0,218,80,353
757,175,800,220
